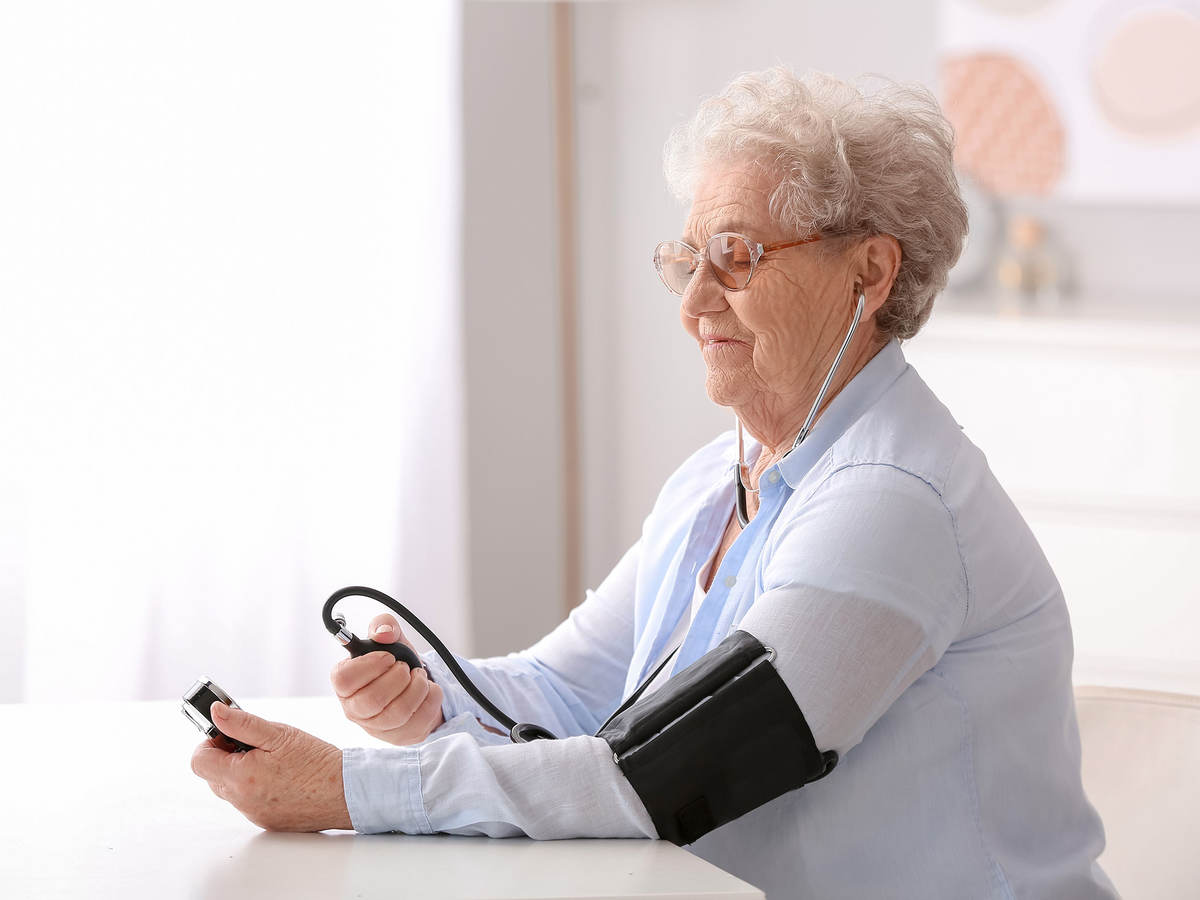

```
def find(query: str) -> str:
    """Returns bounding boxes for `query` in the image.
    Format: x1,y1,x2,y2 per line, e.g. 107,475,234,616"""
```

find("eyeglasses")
653,231,824,295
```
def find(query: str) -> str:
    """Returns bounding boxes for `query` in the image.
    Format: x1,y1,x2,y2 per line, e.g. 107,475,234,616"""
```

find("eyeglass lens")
655,235,755,295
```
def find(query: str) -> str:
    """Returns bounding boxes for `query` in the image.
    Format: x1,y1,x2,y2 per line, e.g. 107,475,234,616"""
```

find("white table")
0,696,764,899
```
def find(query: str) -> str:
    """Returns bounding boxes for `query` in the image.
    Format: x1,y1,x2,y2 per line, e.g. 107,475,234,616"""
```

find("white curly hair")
663,67,968,340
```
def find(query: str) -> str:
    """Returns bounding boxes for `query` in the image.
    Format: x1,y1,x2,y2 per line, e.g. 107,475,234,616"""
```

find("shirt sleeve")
343,714,656,837
737,461,969,758
420,538,642,739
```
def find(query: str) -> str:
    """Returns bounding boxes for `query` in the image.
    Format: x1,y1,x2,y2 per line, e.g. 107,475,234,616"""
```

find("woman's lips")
702,337,748,350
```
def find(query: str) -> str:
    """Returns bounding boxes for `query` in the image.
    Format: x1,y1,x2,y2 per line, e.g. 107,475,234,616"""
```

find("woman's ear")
854,234,902,318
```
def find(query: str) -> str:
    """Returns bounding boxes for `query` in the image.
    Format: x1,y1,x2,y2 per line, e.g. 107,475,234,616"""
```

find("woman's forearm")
343,715,657,838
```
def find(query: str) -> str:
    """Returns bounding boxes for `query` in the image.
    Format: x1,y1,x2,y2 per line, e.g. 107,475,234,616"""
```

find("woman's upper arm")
737,463,968,757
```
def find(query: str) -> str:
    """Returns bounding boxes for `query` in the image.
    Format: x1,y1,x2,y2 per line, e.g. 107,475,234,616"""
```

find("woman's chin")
704,371,750,409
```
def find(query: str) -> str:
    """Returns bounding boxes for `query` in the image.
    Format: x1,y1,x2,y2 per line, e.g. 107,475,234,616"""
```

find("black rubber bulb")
342,632,428,673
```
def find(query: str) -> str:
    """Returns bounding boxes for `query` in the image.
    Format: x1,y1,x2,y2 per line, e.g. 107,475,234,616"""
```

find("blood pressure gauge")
181,678,256,753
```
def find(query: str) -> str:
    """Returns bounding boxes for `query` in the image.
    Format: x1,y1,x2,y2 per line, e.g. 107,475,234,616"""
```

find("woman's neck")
736,334,885,486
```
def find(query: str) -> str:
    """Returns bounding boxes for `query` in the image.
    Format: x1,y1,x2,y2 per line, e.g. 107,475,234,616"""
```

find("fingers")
372,679,445,741
342,659,422,723
330,651,396,699
362,665,432,727
366,614,403,645
211,702,285,752
191,743,236,782
361,671,445,744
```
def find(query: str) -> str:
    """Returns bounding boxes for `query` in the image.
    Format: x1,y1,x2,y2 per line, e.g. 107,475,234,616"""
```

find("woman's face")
678,157,863,416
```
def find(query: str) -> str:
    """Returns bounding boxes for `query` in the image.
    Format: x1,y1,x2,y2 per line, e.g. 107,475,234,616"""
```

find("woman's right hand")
330,614,446,745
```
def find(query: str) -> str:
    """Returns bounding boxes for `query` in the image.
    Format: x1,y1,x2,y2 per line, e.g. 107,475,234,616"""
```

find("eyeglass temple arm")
761,235,824,253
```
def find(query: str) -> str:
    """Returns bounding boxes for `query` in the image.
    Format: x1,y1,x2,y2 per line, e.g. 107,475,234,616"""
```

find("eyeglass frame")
653,231,825,295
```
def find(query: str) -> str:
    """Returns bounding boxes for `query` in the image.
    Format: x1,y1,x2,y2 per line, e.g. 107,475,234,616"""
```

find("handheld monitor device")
181,678,256,753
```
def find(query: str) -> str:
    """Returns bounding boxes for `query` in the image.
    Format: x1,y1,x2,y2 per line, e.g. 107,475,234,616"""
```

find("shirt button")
768,471,781,484
724,575,737,588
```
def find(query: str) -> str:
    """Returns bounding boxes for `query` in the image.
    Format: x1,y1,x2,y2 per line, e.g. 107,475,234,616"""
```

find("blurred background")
2,0,1197,704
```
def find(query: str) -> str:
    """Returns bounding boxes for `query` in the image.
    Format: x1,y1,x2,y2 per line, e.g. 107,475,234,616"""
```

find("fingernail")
374,624,394,636
212,701,227,717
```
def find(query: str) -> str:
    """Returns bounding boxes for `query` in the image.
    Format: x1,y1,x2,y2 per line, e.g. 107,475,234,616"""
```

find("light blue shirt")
343,339,1118,899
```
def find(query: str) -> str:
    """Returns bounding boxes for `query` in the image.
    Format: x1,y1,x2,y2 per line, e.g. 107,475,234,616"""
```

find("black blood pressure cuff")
597,630,838,845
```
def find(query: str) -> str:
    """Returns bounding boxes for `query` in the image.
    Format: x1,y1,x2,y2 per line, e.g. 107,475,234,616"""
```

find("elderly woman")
191,69,1117,898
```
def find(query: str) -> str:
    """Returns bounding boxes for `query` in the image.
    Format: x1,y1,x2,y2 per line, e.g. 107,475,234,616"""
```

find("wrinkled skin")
190,702,352,832
678,156,902,518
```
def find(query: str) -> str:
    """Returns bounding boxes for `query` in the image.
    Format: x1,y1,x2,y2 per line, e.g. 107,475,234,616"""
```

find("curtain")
0,1,465,701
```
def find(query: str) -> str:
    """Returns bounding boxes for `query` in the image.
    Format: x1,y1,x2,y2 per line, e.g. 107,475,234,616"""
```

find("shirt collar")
726,338,908,489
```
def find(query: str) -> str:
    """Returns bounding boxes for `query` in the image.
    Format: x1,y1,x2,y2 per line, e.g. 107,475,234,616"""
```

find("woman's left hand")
190,702,353,832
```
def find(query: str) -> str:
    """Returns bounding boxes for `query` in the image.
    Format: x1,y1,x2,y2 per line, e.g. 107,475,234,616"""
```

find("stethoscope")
734,291,865,527
324,291,866,741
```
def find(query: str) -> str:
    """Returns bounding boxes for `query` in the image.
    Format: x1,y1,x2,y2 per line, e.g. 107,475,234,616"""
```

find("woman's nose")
679,260,729,317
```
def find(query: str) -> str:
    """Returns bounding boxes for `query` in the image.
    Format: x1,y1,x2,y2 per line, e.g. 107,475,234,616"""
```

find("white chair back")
1075,685,1200,899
